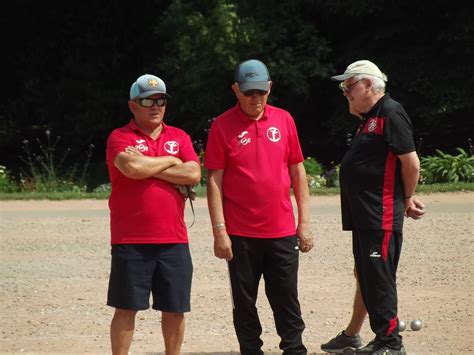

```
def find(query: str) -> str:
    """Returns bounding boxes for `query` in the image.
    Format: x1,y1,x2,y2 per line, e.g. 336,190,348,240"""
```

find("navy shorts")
107,243,193,312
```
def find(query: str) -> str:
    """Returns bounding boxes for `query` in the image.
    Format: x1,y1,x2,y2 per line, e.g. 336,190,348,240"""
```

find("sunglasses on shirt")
242,89,269,97
137,97,167,107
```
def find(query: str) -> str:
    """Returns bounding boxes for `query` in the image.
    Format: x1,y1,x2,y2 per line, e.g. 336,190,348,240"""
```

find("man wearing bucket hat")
321,60,425,354
205,59,314,354
105,74,201,355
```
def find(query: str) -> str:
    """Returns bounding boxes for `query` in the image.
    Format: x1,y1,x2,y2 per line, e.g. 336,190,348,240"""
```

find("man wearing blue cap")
205,59,314,354
105,74,201,355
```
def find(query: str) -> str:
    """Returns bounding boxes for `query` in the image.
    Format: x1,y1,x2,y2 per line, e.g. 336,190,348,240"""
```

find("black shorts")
107,243,193,312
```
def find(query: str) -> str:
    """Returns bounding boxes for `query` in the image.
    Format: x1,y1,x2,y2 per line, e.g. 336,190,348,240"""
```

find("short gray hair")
354,74,386,93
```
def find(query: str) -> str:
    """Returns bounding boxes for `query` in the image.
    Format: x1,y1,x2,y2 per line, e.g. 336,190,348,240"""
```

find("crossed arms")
114,146,201,185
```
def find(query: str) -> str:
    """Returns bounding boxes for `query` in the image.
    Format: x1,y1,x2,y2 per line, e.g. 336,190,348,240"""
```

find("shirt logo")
135,139,149,152
266,126,281,142
367,118,377,132
164,141,179,155
238,131,251,146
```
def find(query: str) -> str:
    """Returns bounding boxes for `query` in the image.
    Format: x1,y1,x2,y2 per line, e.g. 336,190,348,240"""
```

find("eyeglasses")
137,97,167,107
242,89,269,97
338,79,365,93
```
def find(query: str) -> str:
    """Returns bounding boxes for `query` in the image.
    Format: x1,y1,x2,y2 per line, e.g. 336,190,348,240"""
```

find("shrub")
304,157,329,188
303,157,324,176
308,174,326,188
0,165,18,192
198,151,207,186
324,163,340,188
93,183,111,193
420,148,473,184
19,130,95,192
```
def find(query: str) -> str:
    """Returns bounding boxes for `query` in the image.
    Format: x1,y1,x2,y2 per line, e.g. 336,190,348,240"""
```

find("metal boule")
410,319,423,331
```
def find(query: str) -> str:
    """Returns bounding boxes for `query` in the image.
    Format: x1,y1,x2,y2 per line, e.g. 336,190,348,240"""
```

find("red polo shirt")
106,119,199,245
204,104,304,238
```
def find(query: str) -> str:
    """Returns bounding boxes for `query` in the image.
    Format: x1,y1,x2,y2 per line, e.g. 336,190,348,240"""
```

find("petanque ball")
398,320,406,332
410,319,422,331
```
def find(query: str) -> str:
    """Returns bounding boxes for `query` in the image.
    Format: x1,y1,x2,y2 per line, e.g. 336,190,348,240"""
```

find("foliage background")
1,0,473,189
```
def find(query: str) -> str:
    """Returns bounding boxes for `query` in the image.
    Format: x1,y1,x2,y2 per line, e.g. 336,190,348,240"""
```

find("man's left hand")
297,223,314,253
405,197,426,220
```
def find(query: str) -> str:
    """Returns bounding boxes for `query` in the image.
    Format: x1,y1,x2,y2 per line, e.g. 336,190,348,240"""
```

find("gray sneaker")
321,331,364,353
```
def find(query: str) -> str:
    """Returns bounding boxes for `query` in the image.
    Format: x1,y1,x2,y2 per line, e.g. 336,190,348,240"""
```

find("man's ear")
231,83,240,95
364,78,372,91
128,100,137,113
268,81,273,91
231,83,241,98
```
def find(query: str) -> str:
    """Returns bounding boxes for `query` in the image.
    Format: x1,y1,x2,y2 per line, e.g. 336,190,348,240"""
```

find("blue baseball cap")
130,74,170,99
235,59,271,92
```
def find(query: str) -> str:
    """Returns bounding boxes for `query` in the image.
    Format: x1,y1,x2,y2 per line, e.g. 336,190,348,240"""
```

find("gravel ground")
0,192,473,354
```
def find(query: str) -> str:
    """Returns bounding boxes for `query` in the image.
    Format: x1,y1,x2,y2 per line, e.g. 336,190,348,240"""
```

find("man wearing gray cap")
105,74,201,355
321,60,425,354
205,59,314,354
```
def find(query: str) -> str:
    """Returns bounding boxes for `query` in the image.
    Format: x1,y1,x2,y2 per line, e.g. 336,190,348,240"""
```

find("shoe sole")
320,347,360,354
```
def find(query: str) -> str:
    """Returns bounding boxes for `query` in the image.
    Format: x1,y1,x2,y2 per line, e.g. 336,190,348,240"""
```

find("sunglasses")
137,97,167,107
242,89,269,97
338,79,365,93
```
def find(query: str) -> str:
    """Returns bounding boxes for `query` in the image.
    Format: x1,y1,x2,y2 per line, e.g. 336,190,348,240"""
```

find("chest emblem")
238,130,251,146
367,118,377,132
135,139,149,152
266,126,281,142
164,141,179,155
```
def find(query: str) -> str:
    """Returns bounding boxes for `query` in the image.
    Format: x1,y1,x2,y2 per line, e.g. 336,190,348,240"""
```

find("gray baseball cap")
331,60,388,82
130,74,170,99
235,59,271,92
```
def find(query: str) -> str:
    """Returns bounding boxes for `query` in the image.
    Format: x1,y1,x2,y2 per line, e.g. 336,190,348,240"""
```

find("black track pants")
228,235,307,355
352,229,403,349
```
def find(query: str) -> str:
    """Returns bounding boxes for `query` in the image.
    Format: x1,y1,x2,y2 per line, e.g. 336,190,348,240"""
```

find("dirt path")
0,192,473,354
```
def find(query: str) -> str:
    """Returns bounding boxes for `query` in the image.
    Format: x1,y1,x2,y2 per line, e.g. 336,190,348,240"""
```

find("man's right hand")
213,230,233,261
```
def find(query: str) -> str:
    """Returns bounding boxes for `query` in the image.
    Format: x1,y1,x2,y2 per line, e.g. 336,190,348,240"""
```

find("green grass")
308,182,474,196
0,191,109,200
415,182,474,193
0,183,472,200
308,186,341,195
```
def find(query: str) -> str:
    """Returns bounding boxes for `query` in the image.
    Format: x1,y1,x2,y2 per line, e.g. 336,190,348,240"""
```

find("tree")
156,0,332,148
311,0,474,160
1,0,472,188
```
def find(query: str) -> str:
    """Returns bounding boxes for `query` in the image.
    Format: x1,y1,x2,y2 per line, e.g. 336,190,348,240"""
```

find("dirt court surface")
1,192,473,354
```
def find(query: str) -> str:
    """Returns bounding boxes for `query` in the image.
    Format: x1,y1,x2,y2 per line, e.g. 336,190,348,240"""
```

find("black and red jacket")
339,94,416,232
